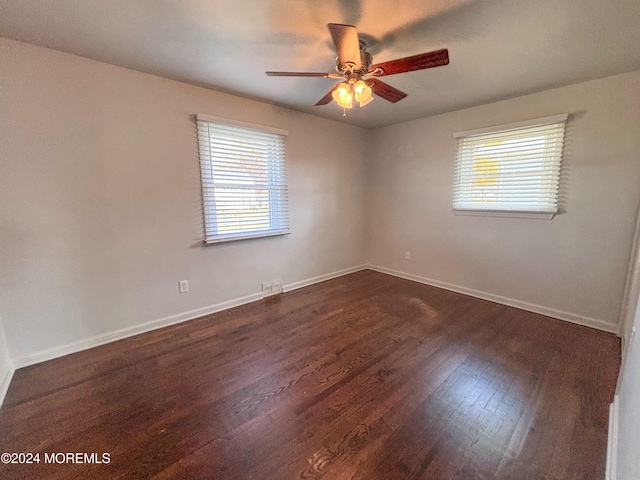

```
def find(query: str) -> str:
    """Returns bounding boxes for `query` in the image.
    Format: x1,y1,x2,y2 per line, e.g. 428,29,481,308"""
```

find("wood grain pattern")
368,78,408,103
370,49,450,76
0,270,620,480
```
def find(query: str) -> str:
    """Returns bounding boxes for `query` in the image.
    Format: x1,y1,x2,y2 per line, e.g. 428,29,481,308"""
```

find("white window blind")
452,114,568,219
196,114,289,244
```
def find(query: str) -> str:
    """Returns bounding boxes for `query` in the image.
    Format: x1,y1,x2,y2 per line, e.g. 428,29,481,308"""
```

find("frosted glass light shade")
332,82,353,108
354,80,372,104
359,95,374,107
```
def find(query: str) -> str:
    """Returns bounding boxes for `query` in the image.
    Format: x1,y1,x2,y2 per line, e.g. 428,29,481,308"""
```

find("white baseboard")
284,265,367,292
0,361,15,409
606,395,619,480
10,262,614,371
12,291,263,368
366,264,618,334
12,264,367,369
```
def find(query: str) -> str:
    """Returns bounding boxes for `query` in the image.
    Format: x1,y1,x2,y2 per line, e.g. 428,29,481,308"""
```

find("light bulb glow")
354,80,372,104
331,82,353,108
344,92,353,109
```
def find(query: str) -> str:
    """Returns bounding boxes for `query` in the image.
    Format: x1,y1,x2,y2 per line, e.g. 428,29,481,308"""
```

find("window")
452,114,568,219
196,114,289,244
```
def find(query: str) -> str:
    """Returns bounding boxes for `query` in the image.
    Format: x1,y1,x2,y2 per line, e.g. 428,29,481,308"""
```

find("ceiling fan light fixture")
354,80,371,102
332,82,353,108
354,79,373,107
359,94,374,107
344,92,354,109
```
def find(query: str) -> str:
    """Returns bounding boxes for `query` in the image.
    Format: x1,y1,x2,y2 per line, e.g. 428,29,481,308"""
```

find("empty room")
1,1,640,479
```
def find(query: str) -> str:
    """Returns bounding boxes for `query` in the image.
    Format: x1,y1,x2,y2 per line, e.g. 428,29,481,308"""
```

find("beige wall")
0,38,367,362
366,71,640,330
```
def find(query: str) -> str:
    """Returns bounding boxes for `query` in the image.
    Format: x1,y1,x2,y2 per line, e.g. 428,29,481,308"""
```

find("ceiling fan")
266,23,449,113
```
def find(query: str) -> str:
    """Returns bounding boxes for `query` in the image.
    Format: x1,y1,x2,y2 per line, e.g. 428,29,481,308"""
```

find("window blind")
196,114,289,244
452,114,568,218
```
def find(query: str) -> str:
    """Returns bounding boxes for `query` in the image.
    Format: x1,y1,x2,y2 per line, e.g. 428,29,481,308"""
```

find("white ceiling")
1,0,639,128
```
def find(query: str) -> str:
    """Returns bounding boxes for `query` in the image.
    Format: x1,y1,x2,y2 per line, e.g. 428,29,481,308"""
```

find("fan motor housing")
336,42,372,76
359,49,372,73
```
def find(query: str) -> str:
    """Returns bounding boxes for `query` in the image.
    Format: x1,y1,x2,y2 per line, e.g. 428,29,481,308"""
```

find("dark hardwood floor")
0,270,620,479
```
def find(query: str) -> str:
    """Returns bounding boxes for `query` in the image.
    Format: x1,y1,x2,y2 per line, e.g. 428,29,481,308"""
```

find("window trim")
453,114,568,140
452,209,555,220
203,230,289,245
196,114,288,137
196,114,290,245
452,114,568,220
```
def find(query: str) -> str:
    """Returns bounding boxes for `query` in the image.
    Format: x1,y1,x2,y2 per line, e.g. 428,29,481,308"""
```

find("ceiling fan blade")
266,71,341,78
370,49,449,76
368,78,407,103
315,85,339,106
328,23,362,70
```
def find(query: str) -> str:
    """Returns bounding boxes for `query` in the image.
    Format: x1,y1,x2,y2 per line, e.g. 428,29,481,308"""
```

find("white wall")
615,285,640,479
0,38,367,364
0,317,14,407
366,71,640,331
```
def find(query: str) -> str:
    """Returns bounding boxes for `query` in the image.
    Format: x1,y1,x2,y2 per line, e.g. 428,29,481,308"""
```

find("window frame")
452,114,568,220
196,114,290,245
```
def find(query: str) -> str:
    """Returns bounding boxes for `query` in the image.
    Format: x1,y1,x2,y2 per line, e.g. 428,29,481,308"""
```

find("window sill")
204,230,290,245
453,209,556,220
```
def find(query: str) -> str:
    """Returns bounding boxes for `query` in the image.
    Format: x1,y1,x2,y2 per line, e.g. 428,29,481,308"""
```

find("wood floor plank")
0,270,620,480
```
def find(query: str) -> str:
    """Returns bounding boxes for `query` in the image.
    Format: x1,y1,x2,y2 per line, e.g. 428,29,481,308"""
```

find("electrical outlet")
178,280,189,293
405,251,411,260
262,280,283,298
